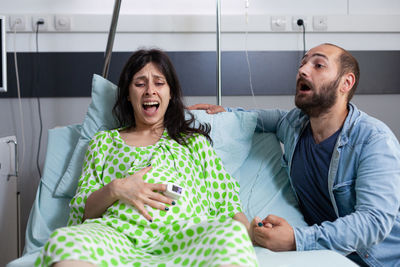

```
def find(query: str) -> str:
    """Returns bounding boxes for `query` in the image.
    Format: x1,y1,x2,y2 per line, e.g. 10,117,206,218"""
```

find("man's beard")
295,76,341,117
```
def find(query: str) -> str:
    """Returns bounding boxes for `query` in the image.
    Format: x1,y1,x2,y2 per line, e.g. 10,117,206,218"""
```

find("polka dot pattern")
35,129,258,266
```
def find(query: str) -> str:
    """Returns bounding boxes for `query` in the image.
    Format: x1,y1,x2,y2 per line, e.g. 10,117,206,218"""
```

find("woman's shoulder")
90,129,120,143
184,133,211,148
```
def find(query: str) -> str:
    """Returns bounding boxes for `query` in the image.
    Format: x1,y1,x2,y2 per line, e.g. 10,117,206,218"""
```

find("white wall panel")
238,0,348,15
6,31,400,52
6,14,400,34
350,0,400,15
1,0,399,15
0,0,348,15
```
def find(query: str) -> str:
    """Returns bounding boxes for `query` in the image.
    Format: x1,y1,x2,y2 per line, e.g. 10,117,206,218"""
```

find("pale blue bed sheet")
7,124,355,267
7,74,356,266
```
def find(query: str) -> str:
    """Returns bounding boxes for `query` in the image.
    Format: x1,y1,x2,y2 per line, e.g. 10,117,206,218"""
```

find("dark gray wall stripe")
1,51,399,98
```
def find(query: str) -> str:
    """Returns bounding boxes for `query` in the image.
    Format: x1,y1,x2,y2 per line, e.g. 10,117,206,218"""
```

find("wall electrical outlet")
271,16,287,31
32,15,51,31
55,15,71,31
9,15,27,31
313,16,328,31
292,16,308,31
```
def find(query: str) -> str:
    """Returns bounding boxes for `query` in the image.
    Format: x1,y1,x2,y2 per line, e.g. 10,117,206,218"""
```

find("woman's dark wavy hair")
112,48,212,145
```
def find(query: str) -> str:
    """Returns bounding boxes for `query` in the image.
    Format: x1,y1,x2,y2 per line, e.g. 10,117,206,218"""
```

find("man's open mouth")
300,84,311,91
297,79,313,92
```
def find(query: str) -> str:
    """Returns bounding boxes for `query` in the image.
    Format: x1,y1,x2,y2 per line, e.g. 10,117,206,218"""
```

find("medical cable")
244,2,254,103
303,26,306,55
246,151,267,219
297,19,306,56
35,21,44,178
243,1,266,215
12,22,26,172
244,0,264,131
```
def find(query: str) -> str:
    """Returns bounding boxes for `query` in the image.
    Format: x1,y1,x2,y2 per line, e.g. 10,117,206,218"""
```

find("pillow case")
54,74,257,198
53,74,118,197
189,110,257,174
24,125,81,255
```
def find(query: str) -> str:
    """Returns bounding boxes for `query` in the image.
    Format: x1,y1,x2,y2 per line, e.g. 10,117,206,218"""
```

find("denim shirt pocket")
333,179,356,216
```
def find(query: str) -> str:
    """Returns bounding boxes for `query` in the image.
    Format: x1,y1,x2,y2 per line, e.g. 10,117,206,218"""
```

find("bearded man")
188,43,400,266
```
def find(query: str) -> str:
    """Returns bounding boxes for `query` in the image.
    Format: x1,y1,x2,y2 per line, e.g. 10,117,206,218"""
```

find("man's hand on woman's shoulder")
187,103,226,114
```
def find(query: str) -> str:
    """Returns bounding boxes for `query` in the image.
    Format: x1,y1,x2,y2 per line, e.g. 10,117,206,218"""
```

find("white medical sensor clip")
164,183,184,200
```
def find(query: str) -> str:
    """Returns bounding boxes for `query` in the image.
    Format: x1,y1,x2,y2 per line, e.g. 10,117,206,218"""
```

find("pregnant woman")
35,49,258,267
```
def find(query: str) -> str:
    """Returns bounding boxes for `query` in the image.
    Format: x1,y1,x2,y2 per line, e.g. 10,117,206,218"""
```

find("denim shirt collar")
294,102,360,147
337,102,361,147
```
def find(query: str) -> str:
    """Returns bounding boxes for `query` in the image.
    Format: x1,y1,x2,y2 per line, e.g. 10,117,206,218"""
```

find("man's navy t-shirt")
291,123,341,226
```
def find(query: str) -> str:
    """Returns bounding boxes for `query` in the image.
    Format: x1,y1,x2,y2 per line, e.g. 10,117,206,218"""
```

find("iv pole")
216,0,222,105
102,0,222,106
102,0,122,78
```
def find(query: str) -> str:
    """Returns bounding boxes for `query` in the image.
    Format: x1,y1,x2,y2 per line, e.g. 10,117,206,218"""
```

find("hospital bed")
8,0,356,265
7,74,356,266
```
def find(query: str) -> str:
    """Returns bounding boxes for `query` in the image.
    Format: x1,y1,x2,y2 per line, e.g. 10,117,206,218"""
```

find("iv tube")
244,1,261,116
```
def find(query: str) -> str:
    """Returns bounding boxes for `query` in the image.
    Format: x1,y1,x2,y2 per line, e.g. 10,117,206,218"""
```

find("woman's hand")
187,103,226,114
233,212,258,244
249,216,268,246
250,215,295,251
111,166,174,222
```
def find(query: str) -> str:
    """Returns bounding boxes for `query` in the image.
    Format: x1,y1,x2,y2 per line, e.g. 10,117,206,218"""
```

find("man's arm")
187,104,288,133
249,133,400,255
293,134,400,254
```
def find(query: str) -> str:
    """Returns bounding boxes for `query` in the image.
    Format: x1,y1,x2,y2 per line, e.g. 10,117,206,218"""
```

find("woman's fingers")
148,190,174,206
131,192,173,222
129,183,173,212
149,182,167,193
132,201,152,222
121,167,175,219
135,165,152,177
144,198,171,212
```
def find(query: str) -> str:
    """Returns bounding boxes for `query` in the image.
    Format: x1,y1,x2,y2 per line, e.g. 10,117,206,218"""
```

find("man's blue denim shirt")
229,103,400,266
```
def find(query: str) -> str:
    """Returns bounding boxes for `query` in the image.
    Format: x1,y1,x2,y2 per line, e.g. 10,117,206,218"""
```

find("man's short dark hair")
324,43,360,102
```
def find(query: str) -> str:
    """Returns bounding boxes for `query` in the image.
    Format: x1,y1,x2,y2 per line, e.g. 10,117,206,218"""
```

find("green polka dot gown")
36,130,258,267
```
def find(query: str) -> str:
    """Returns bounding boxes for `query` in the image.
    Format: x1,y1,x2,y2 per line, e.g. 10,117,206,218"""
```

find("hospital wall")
1,0,400,256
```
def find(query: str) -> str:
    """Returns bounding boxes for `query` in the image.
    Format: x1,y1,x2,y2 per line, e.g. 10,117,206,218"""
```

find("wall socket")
313,16,328,31
9,15,27,31
55,15,71,31
292,16,308,31
32,15,51,31
271,16,287,31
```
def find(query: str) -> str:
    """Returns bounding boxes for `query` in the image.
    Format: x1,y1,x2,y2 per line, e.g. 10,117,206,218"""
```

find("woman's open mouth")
142,101,160,116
